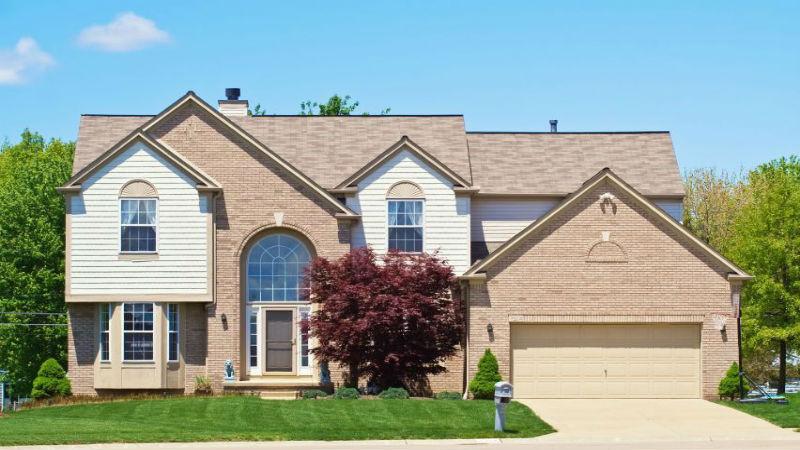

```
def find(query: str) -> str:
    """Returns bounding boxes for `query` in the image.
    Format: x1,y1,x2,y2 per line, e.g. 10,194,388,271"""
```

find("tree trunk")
347,360,359,388
778,340,787,395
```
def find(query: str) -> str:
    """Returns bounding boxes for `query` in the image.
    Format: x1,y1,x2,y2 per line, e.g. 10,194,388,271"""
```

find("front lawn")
719,393,800,429
0,395,554,446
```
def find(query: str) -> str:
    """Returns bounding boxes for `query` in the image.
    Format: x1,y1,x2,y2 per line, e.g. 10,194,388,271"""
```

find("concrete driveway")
520,399,800,443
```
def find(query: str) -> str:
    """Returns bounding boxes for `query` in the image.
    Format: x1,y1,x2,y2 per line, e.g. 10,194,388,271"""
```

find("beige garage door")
511,324,700,398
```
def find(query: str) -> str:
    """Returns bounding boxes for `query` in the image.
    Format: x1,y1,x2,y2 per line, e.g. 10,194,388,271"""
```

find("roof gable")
59,130,221,193
335,136,472,189
65,92,358,217
463,168,751,280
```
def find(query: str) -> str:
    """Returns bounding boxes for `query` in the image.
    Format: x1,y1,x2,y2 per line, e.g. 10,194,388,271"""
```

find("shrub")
194,376,213,395
302,389,329,399
469,349,502,399
378,387,409,399
718,362,741,400
332,387,360,399
31,359,71,399
436,391,463,400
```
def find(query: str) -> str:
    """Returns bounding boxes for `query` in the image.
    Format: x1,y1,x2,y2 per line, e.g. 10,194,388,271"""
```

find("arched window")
247,234,312,302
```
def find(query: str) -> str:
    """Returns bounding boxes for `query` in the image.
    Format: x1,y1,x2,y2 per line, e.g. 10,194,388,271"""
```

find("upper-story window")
386,182,425,253
247,234,312,302
119,180,158,253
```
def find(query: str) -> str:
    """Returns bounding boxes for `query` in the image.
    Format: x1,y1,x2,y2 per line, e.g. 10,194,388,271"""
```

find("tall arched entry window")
247,234,311,302
244,232,313,376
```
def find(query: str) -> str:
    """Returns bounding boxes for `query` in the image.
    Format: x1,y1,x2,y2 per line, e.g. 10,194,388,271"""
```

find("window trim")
167,304,179,362
99,303,111,363
386,198,425,254
121,302,155,362
119,197,159,254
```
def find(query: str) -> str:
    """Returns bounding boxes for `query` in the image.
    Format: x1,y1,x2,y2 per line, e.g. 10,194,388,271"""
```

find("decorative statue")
320,361,331,384
224,359,235,381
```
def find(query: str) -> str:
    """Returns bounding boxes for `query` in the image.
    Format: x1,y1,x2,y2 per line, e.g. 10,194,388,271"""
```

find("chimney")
218,88,248,117
549,119,558,133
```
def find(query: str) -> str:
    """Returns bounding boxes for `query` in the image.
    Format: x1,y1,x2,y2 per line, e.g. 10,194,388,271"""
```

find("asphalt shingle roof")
73,114,684,197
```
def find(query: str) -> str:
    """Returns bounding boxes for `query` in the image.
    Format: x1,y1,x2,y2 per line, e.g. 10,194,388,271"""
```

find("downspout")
204,191,218,313
462,279,470,399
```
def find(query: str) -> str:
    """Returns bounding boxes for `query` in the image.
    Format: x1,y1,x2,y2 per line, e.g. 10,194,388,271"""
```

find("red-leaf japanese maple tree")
304,246,462,390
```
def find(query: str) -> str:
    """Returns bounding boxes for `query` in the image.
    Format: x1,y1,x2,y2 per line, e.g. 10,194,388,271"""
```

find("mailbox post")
494,381,513,432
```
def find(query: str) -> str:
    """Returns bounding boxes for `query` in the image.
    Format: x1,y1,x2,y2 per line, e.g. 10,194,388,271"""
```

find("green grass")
0,396,554,446
719,393,800,429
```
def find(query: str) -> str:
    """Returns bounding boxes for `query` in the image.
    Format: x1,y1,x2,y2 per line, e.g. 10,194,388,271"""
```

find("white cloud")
77,12,170,52
0,37,55,84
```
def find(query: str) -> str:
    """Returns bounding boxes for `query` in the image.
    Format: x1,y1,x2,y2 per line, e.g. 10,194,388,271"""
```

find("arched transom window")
247,234,312,302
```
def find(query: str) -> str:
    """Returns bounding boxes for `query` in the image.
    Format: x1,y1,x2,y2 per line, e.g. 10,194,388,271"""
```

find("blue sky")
1,1,797,172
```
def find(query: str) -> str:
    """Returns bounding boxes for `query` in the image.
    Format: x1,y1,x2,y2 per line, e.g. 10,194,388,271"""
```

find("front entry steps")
259,390,299,400
223,375,331,400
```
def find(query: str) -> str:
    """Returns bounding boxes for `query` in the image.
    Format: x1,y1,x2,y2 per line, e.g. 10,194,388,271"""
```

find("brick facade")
148,103,352,391
465,180,738,399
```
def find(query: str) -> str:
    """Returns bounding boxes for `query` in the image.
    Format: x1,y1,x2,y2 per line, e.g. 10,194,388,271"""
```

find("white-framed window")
120,198,158,253
298,307,311,373
246,234,312,302
99,303,111,362
122,303,154,361
248,308,258,369
167,304,179,362
387,199,424,253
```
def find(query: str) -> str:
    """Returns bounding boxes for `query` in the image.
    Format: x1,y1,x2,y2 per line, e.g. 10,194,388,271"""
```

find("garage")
511,324,701,398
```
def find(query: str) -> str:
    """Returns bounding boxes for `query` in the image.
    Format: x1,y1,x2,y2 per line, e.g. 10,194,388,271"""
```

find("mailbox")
493,381,513,431
494,381,513,404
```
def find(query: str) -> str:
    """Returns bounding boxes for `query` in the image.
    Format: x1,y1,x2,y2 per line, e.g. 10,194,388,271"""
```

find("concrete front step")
259,390,299,400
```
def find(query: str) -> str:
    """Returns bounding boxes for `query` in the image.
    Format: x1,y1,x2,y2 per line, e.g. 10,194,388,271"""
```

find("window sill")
121,360,156,365
118,253,159,261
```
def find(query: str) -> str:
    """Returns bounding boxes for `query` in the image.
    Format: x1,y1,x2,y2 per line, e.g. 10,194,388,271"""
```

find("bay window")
123,303,154,361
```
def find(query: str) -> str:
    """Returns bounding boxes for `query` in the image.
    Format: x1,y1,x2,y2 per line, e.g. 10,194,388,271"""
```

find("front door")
265,310,293,372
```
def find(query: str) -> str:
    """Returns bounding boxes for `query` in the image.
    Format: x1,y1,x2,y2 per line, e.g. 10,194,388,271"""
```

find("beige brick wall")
66,303,96,395
149,103,351,391
466,180,738,399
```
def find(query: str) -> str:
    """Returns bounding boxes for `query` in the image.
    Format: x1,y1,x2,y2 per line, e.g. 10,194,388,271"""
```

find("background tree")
729,156,800,394
682,168,746,252
306,247,461,390
0,130,73,396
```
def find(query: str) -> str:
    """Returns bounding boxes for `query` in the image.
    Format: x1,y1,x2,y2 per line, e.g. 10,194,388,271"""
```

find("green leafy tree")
682,168,747,252
718,362,740,400
469,349,502,399
30,358,71,399
247,103,267,116
300,94,390,116
0,130,73,396
729,156,800,394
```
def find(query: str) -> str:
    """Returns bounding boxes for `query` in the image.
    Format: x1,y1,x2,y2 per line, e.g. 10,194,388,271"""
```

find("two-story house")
59,90,750,399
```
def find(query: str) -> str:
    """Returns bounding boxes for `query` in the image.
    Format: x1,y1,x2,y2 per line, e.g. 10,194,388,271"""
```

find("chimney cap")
549,119,558,133
225,88,241,101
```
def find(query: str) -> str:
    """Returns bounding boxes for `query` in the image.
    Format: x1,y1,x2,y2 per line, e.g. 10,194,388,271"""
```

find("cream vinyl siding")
654,200,684,222
70,142,209,295
347,149,471,274
470,198,558,243
511,324,701,399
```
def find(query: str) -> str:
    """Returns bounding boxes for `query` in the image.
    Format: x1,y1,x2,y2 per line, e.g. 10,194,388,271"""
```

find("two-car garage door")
511,324,701,398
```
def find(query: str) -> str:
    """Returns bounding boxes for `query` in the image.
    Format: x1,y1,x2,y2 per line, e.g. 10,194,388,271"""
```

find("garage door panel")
511,324,700,398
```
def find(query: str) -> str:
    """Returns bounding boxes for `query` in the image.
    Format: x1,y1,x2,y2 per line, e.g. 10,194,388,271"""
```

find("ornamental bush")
718,362,741,400
378,387,410,399
31,358,71,399
332,387,360,399
469,349,502,399
302,389,329,399
436,391,462,400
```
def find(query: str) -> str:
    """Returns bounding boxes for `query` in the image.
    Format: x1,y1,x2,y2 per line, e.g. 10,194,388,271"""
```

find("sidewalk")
6,438,800,450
